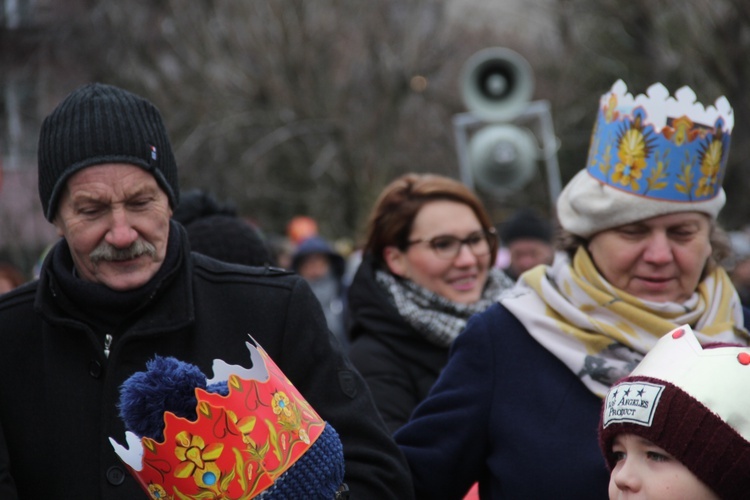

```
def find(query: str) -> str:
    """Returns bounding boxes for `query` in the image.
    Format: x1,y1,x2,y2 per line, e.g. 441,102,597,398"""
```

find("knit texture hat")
599,325,750,498
186,215,272,267
499,208,553,245
38,82,179,221
173,189,273,267
557,80,733,238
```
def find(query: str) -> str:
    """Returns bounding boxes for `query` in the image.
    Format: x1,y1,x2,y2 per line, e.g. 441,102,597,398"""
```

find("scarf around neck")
47,221,183,330
376,266,514,347
500,247,749,398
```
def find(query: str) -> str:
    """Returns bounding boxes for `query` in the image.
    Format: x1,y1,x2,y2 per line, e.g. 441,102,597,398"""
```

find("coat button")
89,360,102,378
106,465,126,485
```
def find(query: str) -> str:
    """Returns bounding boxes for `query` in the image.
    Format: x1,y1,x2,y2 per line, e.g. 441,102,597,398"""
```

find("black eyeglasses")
407,229,496,260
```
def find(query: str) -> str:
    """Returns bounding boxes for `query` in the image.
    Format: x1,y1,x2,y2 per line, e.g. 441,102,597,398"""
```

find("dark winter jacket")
0,223,412,500
347,256,449,434
394,302,750,499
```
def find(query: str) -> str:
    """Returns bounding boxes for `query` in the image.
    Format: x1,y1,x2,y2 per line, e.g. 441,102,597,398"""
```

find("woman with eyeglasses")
347,173,514,434
393,81,750,498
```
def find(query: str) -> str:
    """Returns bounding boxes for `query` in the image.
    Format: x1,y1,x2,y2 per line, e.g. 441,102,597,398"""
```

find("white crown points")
602,80,734,133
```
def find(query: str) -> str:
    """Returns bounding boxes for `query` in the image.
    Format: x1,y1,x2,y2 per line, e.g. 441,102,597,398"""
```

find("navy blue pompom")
118,356,208,441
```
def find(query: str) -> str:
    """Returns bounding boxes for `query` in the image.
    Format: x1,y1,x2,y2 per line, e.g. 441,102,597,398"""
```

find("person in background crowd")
173,188,273,267
0,82,412,499
0,261,26,294
394,80,750,498
347,173,514,434
599,324,750,499
727,228,750,305
292,235,349,347
498,207,556,281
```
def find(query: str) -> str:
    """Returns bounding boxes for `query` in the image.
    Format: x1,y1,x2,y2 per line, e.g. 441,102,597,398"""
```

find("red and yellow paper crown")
109,337,326,499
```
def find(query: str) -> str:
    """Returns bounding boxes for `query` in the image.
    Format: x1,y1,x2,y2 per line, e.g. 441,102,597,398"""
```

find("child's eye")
612,451,626,462
646,451,669,462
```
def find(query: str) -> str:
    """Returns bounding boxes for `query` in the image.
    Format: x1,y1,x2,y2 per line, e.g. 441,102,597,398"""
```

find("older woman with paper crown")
394,80,750,499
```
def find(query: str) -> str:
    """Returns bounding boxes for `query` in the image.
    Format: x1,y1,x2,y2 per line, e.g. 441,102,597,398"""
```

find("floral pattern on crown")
109,338,325,499
586,80,734,202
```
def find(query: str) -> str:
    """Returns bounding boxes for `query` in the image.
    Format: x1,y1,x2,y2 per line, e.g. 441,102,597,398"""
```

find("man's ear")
383,246,408,278
52,216,65,237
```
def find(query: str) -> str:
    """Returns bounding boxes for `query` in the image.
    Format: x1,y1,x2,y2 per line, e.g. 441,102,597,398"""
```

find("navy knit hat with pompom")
38,82,179,221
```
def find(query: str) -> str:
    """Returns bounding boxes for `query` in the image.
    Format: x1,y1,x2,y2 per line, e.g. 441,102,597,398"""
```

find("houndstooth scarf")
376,267,514,347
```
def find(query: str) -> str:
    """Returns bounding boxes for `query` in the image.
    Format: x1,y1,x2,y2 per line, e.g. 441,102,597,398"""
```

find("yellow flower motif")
695,139,723,197
148,483,169,499
613,128,647,190
173,431,225,488
271,391,293,418
605,94,618,123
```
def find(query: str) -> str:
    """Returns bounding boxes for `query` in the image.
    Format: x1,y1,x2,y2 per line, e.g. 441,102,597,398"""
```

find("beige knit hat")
557,80,733,238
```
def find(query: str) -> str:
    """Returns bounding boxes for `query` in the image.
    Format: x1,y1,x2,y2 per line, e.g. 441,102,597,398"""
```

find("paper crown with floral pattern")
599,325,750,498
109,336,345,499
557,80,734,237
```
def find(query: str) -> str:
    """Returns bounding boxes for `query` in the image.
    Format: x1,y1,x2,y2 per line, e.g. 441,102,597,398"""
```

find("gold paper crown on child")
109,338,328,499
586,80,734,202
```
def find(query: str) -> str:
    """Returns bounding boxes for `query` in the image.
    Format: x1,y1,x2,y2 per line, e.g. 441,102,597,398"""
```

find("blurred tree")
83,0,486,243
2,0,749,257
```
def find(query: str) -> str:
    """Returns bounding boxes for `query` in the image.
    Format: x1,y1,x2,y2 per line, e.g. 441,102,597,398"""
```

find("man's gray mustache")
90,240,157,262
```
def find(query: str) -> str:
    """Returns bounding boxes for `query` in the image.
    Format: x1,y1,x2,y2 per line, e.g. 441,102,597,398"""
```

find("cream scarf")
500,247,749,398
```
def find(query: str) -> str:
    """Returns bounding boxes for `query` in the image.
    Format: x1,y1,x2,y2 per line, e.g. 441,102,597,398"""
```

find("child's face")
608,434,719,499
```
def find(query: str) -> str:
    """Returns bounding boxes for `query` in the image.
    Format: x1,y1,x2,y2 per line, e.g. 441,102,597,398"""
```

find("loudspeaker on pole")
460,47,535,123
467,124,538,196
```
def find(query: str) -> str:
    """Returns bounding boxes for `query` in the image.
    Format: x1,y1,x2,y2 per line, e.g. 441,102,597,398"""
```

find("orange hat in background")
287,216,318,244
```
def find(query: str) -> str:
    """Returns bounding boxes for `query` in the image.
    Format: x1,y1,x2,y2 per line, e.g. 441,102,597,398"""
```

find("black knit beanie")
499,207,552,245
38,82,179,221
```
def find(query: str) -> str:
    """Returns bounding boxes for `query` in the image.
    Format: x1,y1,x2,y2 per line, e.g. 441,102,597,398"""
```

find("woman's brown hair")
363,173,498,267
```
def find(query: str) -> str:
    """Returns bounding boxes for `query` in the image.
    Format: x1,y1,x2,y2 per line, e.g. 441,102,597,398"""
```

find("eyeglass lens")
430,231,491,259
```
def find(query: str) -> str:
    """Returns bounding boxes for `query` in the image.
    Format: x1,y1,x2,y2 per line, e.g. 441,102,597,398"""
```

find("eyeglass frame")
405,228,497,260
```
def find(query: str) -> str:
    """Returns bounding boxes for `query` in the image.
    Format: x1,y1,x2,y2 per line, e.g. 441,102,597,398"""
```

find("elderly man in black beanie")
0,83,412,499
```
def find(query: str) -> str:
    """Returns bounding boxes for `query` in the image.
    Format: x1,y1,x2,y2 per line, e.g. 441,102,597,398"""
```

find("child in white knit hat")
599,324,750,499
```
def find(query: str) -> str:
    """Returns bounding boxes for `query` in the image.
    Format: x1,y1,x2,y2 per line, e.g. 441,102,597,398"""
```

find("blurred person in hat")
726,227,750,305
0,82,412,499
395,80,750,498
599,324,750,499
498,207,556,281
173,188,274,267
291,235,349,347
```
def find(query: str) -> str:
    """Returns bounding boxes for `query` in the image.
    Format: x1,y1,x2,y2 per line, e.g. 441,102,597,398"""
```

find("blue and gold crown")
585,80,733,202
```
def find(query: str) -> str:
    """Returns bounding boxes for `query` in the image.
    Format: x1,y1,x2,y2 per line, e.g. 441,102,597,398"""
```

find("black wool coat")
347,256,449,434
0,227,412,500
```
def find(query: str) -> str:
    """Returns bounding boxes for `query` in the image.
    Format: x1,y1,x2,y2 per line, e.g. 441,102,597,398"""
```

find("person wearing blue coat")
394,79,750,498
